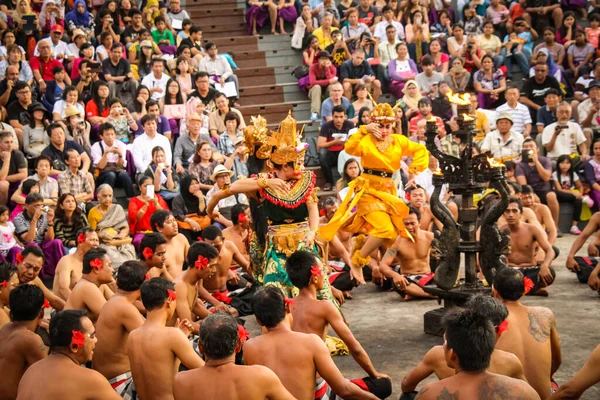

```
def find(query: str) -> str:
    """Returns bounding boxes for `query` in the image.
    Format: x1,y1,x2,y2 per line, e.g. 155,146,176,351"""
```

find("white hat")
210,164,234,181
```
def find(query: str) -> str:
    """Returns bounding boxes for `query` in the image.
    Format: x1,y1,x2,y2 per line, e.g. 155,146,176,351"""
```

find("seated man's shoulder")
479,374,538,399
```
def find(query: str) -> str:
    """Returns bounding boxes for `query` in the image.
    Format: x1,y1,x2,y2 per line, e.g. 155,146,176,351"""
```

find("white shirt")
373,19,405,42
495,102,532,135
541,121,587,159
480,129,524,161
52,101,85,119
198,55,233,81
378,39,401,67
91,139,128,168
578,98,600,130
34,38,73,58
131,132,172,173
141,72,171,100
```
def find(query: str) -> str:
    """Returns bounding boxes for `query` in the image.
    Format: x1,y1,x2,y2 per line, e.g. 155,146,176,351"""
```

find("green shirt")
151,29,175,45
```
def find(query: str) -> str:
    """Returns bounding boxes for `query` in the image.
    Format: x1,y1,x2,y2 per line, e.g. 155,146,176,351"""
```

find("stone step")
256,34,295,51
237,83,306,106
189,8,245,18
237,65,299,86
201,23,248,39
202,36,258,52
238,101,309,122
194,14,245,26
186,0,244,9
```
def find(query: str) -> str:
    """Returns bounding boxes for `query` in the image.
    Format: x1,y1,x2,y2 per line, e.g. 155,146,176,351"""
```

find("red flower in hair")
195,256,209,270
310,265,322,277
319,209,326,217
238,213,247,223
0,281,7,288
284,298,295,307
142,247,154,259
145,274,150,281
15,253,24,264
43,299,50,309
89,258,104,270
167,289,177,301
209,308,217,313
77,233,86,244
71,330,86,349
496,320,509,335
523,277,535,294
238,324,250,344
197,237,203,242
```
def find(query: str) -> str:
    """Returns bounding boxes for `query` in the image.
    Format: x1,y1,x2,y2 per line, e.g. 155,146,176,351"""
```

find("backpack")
304,136,320,167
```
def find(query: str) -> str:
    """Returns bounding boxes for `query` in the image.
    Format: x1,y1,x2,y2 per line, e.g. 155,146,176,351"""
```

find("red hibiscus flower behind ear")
142,247,154,259
71,330,86,349
238,324,250,344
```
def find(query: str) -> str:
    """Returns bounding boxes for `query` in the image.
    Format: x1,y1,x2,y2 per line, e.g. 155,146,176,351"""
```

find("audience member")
308,50,338,121
340,49,381,101
542,102,589,160
496,86,533,138
318,105,354,191
481,112,524,162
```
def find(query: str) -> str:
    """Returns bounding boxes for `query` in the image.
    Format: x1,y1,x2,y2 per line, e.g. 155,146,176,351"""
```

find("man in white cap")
205,165,248,227
481,112,524,162
173,113,220,176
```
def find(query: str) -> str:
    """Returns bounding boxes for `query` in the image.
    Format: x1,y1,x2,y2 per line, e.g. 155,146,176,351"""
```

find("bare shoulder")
413,381,441,399
422,230,435,241
423,345,444,364
526,306,555,344
479,374,540,399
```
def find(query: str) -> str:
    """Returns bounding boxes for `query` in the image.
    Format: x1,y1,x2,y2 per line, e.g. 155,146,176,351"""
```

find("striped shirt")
495,102,532,135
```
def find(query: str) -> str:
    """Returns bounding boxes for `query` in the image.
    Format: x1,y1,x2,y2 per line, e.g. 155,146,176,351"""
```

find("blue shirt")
320,97,351,127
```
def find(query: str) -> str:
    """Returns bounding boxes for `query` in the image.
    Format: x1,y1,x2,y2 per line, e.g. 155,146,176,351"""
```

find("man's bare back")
64,280,112,324
53,253,83,300
165,233,189,278
222,226,249,262
0,324,47,400
496,305,560,400
92,294,145,380
416,372,539,400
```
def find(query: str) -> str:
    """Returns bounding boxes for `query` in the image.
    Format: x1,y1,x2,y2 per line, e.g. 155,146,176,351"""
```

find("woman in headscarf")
65,0,94,36
529,48,563,83
398,79,422,120
38,0,64,35
172,174,210,243
143,0,161,28
12,0,40,57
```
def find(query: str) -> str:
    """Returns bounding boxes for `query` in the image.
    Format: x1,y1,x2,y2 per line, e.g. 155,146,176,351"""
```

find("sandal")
323,183,332,191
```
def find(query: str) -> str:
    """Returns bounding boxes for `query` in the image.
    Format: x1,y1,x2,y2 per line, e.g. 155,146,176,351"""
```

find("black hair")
204,41,216,51
151,146,166,158
523,137,536,147
76,227,96,245
199,312,239,359
46,122,64,138
116,261,147,291
55,193,86,233
83,248,108,274
231,204,249,225
507,181,521,195
382,5,392,13
49,309,87,351
590,14,600,22
34,155,52,169
442,307,495,372
558,11,576,38
140,277,175,311
150,210,173,232
189,25,201,34
520,185,533,195
493,267,526,301
165,78,185,105
154,15,165,24
140,233,168,260
545,88,561,98
421,55,434,67
556,154,575,186
407,205,421,221
195,70,209,80
224,111,240,127
21,179,39,196
62,86,79,102
418,97,432,107
466,294,508,327
14,80,29,93
187,242,220,266
506,196,523,213
332,104,346,114
504,160,516,172
25,192,44,205
92,81,110,115
99,122,116,137
286,250,318,289
141,113,157,126
0,261,16,285
134,85,150,113
251,286,287,328
53,65,65,75
201,225,223,241
21,245,45,262
9,284,44,321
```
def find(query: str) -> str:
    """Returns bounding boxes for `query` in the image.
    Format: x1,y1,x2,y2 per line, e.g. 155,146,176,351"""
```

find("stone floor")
245,234,600,399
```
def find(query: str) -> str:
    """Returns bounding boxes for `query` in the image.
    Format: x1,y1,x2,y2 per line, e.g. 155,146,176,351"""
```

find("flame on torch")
487,157,505,168
427,116,438,123
433,168,443,176
462,113,475,122
446,90,471,105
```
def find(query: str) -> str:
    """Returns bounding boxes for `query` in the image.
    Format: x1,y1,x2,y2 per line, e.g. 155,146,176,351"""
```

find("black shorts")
513,266,556,294
534,190,554,205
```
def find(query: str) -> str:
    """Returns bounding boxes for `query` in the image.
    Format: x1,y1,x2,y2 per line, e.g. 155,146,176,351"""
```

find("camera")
521,150,533,163
467,43,474,51
42,206,50,213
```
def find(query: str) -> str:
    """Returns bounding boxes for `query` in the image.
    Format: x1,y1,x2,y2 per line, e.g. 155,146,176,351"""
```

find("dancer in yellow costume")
319,102,429,276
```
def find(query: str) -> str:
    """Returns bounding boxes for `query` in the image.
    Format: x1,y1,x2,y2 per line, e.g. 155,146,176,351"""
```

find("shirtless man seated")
551,344,600,399
201,226,251,316
222,204,251,263
15,246,65,311
64,248,115,324
286,250,390,384
171,242,219,335
493,267,562,400
378,207,435,300
401,295,526,397
17,310,121,400
129,277,204,400
151,210,190,278
0,262,17,328
521,185,560,263
415,307,539,400
140,232,175,281
244,286,381,400
0,285,48,400
500,198,556,296
174,312,295,400
92,261,146,398
53,228,99,300
566,212,600,286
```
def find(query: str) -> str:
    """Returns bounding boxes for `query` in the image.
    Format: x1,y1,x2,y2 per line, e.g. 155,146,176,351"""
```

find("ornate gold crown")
243,115,271,159
268,111,307,170
368,94,398,124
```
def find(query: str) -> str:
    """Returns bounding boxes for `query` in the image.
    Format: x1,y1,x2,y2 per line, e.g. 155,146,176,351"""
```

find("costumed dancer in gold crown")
206,112,339,303
319,102,429,277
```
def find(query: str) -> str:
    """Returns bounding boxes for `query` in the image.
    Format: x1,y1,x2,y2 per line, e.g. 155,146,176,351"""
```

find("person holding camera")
340,49,381,102
91,123,134,198
541,102,589,161
102,43,137,105
64,104,91,155
501,17,537,81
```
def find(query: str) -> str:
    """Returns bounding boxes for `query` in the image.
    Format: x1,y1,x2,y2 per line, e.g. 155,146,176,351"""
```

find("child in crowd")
585,14,600,56
552,155,592,235
0,205,21,259
106,99,138,144
9,180,40,221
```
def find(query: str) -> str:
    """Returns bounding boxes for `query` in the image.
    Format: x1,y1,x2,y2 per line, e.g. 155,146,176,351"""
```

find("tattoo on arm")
479,375,530,399
384,247,397,260
436,387,460,399
527,307,552,343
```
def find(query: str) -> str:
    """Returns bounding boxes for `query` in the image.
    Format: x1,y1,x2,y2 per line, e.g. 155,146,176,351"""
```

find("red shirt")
85,100,110,119
30,56,63,81
409,114,446,135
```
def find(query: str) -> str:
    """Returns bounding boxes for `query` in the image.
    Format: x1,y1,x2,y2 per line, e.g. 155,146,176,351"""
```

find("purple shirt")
135,115,172,137
516,156,553,192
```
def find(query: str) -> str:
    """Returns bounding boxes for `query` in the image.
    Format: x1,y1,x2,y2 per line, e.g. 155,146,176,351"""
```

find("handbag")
176,214,211,231
292,64,309,80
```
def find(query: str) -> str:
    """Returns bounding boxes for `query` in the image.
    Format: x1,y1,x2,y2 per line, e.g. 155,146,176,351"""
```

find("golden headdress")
269,111,307,171
243,115,271,160
368,94,398,124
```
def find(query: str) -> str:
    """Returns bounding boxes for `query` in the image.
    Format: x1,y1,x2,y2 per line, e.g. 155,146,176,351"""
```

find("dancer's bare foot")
272,31,279,35
280,28,287,34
